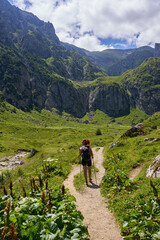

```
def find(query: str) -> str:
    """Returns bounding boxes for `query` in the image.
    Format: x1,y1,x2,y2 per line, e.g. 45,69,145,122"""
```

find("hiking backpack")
82,146,90,160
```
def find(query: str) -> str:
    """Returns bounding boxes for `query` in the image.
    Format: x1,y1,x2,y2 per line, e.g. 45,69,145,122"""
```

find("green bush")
96,128,102,135
0,180,89,239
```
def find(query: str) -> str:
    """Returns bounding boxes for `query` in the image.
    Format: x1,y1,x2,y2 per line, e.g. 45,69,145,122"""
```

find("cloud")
11,0,160,51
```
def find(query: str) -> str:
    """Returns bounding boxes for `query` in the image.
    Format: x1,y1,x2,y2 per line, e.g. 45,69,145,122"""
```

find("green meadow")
0,102,132,193
1,101,160,239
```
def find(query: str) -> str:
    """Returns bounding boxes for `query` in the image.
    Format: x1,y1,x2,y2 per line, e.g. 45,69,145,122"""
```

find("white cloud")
72,34,109,51
12,0,160,51
13,0,26,9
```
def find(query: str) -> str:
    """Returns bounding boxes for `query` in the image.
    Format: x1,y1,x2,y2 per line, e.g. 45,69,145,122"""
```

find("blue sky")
9,0,160,51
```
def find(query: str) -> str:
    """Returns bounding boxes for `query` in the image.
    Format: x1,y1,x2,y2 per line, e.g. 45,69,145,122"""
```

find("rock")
83,120,89,124
151,125,157,129
0,162,8,167
146,155,160,178
147,138,160,144
144,137,154,141
117,122,122,125
14,161,20,165
120,124,144,138
135,123,144,129
28,148,38,158
152,138,160,142
110,143,117,148
110,119,115,123
0,152,28,172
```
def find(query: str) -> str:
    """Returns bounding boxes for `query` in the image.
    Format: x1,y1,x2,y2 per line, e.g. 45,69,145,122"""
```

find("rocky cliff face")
44,81,89,117
123,58,160,115
44,82,130,118
89,84,130,117
0,45,32,110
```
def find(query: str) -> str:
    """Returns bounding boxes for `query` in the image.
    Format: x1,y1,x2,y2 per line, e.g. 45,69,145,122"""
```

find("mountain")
0,40,130,117
0,0,104,81
0,0,105,81
62,42,154,76
0,0,160,118
106,46,154,76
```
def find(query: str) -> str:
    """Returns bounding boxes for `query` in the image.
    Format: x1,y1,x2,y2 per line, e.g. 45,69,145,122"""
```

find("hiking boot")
85,181,88,185
89,178,92,183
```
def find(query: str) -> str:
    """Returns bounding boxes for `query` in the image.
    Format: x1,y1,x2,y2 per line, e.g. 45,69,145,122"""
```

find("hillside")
102,111,160,239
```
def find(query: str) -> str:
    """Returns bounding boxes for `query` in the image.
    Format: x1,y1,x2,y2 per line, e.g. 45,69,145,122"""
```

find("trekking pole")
79,156,82,176
80,162,82,176
92,157,97,184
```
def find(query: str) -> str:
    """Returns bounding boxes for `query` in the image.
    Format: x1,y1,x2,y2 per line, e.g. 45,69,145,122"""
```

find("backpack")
82,146,90,160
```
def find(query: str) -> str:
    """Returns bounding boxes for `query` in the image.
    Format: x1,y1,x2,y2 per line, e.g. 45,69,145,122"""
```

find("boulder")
146,155,160,178
151,138,160,143
110,143,117,148
135,123,144,129
151,125,157,129
144,137,154,141
120,123,144,138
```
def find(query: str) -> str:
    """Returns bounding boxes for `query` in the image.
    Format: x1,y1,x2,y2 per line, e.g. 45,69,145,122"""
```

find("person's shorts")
82,159,91,166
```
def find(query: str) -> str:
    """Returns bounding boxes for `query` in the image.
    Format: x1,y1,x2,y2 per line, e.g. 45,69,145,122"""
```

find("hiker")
79,139,93,185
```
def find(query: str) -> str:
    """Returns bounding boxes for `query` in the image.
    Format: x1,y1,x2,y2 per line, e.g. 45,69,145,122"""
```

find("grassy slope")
101,111,160,237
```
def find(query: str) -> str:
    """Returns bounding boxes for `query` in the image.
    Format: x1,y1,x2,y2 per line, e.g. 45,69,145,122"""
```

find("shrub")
0,178,89,240
96,128,102,135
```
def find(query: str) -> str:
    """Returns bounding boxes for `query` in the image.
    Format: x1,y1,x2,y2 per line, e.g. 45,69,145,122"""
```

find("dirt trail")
64,147,122,240
129,164,144,180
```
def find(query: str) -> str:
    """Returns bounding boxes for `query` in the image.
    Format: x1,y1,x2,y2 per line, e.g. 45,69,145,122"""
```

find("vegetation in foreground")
0,177,89,239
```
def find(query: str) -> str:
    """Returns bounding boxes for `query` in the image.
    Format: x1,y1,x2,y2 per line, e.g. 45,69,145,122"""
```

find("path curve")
64,147,122,240
129,164,144,180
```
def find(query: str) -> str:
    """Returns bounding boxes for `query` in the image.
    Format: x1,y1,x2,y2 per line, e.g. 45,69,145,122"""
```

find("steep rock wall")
89,83,130,117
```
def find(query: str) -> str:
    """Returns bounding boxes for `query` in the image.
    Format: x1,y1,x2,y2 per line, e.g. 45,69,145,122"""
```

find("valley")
0,0,160,238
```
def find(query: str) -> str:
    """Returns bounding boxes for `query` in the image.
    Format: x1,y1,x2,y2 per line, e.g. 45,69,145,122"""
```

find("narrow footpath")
64,147,122,240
